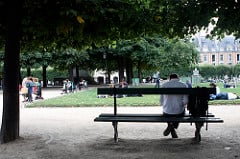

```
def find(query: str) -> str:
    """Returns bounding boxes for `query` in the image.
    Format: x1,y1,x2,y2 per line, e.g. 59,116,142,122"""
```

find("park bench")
94,87,224,142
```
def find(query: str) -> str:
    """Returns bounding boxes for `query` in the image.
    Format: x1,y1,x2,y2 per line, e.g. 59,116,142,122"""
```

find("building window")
212,54,215,62
237,54,240,62
203,55,207,62
228,54,232,62
220,54,224,61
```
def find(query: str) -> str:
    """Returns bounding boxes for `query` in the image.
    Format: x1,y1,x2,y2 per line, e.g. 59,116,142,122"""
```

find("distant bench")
94,87,224,142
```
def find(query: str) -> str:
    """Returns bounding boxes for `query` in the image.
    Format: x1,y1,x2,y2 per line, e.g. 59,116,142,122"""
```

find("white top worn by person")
160,74,188,114
227,92,238,100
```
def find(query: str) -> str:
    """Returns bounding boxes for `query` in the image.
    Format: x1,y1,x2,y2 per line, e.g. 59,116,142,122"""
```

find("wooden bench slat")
94,116,224,123
99,113,215,117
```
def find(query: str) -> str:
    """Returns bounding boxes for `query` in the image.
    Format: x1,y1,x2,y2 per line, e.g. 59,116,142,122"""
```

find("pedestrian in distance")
155,78,160,88
186,80,192,88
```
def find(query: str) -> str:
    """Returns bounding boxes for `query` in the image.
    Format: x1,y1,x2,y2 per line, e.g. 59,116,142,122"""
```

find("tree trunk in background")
27,66,31,76
0,0,22,144
118,56,124,83
75,65,80,84
126,58,133,84
137,61,142,83
42,65,47,88
69,66,74,82
107,71,111,84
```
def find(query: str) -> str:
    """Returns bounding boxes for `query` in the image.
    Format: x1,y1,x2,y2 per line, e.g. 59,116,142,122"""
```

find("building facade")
193,35,240,65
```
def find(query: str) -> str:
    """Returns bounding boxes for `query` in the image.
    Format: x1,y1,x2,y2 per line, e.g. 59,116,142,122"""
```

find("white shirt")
216,86,220,95
227,92,237,100
160,79,188,114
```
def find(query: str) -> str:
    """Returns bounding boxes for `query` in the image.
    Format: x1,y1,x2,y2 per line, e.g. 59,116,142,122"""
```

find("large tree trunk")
42,65,47,88
0,0,22,144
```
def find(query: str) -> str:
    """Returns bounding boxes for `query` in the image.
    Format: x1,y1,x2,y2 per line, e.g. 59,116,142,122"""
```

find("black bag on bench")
187,88,209,117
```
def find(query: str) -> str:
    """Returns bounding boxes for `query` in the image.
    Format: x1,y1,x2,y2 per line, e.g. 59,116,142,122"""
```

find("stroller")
34,82,44,100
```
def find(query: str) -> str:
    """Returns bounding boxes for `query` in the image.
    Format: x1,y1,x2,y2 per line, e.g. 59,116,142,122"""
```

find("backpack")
187,87,209,117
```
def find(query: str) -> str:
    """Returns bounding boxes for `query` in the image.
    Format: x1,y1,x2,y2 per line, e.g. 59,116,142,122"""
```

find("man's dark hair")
169,73,179,79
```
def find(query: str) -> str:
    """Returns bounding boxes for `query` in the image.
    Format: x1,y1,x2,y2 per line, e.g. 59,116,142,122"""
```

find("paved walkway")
0,87,73,126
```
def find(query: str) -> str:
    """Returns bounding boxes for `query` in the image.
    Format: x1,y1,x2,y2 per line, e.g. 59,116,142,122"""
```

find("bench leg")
194,122,203,143
112,121,118,142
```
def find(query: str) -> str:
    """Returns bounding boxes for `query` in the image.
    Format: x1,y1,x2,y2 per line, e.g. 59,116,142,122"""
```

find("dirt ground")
0,106,239,159
0,89,240,159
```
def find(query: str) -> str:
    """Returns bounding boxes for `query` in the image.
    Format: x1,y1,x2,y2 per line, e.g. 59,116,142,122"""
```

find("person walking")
155,78,160,88
26,77,34,102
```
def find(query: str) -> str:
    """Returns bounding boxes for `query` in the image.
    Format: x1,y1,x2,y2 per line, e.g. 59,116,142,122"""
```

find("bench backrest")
98,87,216,95
97,87,216,116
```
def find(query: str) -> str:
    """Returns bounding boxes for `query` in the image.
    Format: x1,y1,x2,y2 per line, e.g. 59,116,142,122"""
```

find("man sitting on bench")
160,73,188,138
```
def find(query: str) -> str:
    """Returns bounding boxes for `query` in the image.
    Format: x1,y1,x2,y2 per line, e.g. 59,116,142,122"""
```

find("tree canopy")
1,0,240,53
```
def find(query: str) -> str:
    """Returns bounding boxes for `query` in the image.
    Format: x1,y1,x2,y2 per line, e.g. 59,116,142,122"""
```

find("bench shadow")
81,136,240,158
90,137,216,154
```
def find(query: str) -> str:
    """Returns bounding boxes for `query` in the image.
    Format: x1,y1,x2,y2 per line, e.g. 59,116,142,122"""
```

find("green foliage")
86,36,199,79
215,65,232,79
4,0,240,79
232,64,240,77
18,0,225,52
158,38,199,77
198,65,216,79
21,68,67,81
198,64,240,80
2,0,240,47
52,47,89,70
4,0,240,82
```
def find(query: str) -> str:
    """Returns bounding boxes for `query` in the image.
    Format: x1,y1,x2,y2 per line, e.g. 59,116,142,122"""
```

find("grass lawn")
28,83,240,108
28,88,161,107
